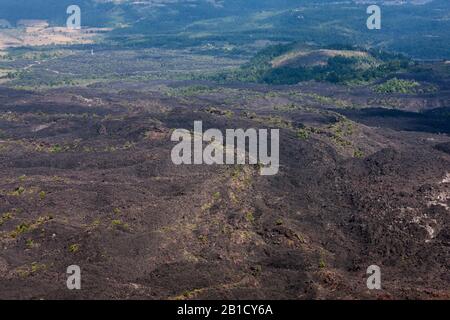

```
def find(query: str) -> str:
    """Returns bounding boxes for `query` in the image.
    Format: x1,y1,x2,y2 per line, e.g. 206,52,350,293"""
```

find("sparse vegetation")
16,262,47,278
375,78,420,94
0,212,13,226
39,191,46,200
49,144,63,153
26,239,35,249
9,186,25,196
69,244,80,253
204,107,234,118
0,1,449,300
354,149,365,158
245,211,255,223
7,215,53,239
174,288,205,300
111,219,129,230
201,202,213,211
297,128,310,140
319,259,326,269
10,222,30,238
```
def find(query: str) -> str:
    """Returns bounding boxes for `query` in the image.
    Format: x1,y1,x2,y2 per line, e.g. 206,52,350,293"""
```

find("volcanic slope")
0,82,449,299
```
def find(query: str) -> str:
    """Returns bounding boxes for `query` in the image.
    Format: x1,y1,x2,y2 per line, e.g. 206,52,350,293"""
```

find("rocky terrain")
0,0,449,301
0,76,449,299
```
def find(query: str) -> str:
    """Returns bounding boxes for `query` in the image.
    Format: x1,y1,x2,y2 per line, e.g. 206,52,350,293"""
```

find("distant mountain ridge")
0,0,448,59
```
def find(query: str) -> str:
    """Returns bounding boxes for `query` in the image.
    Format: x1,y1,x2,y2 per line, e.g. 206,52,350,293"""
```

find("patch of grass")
111,219,122,226
260,115,292,129
205,107,234,118
174,288,205,300
294,233,305,243
36,215,53,224
353,149,365,158
26,238,35,249
16,262,46,278
319,259,326,269
39,191,46,200
16,267,30,278
30,262,46,273
274,103,298,112
69,244,80,253
92,219,101,227
297,128,310,140
245,211,255,223
9,186,25,196
8,215,53,239
332,136,352,148
276,219,283,226
229,165,253,192
0,212,13,226
49,144,63,153
168,85,216,97
111,220,123,226
10,222,30,238
111,219,129,230
103,146,118,152
329,118,354,137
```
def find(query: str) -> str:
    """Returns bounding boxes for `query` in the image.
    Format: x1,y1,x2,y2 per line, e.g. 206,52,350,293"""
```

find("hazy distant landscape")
0,0,449,300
